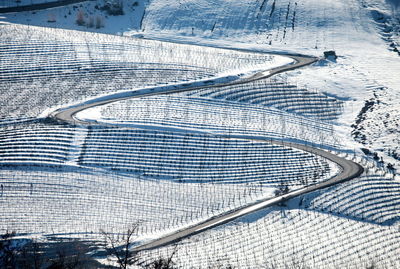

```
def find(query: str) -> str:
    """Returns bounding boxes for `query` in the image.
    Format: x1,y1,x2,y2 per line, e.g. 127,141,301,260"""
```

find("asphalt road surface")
134,138,363,251
52,54,316,124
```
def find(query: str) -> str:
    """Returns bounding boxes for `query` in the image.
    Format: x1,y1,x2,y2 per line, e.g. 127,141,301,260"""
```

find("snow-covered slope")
139,191,400,268
142,0,398,171
2,0,399,169
0,0,399,267
0,23,288,120
0,0,147,35
0,22,330,242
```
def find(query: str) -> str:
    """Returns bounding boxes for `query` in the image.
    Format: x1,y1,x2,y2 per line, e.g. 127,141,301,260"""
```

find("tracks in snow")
65,127,88,165
50,50,364,251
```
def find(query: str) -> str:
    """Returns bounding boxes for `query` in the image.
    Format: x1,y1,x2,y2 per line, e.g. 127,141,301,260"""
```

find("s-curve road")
51,54,316,124
134,138,363,252
49,49,363,251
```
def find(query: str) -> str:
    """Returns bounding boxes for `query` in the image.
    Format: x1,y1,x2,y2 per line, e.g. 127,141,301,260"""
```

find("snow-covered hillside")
2,0,399,169
140,183,400,268
140,0,400,171
0,0,399,268
0,23,288,120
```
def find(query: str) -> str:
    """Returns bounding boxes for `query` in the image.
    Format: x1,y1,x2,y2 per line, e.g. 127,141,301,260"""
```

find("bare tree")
102,224,178,269
147,246,177,269
101,224,139,269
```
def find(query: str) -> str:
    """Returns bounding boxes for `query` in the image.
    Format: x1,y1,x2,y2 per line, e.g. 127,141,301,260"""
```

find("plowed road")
51,51,363,251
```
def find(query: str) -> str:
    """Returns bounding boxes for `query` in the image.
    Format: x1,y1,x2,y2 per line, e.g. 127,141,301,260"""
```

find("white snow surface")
0,0,399,267
2,0,399,168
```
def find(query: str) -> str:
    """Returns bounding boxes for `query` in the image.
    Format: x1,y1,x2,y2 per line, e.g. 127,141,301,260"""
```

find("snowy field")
0,23,290,120
76,92,341,148
139,183,400,268
0,164,273,238
0,119,338,237
138,166,400,268
0,23,329,241
140,0,400,171
0,0,399,268
2,0,399,168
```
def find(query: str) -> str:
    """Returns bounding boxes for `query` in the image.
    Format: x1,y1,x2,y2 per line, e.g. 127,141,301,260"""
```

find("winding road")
51,54,315,124
50,51,364,251
134,139,363,251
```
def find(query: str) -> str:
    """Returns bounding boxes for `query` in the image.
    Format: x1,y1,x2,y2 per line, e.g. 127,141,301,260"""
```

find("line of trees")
0,225,176,269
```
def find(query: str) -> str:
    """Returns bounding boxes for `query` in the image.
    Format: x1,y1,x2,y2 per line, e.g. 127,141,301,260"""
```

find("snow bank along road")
51,51,364,251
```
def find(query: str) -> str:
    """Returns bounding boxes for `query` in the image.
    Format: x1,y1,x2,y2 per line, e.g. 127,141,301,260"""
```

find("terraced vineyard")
303,173,400,225
0,122,78,165
0,118,339,237
78,94,340,148
139,196,400,268
0,165,268,236
0,24,283,119
186,77,343,121
0,24,339,240
78,126,335,186
0,12,399,268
